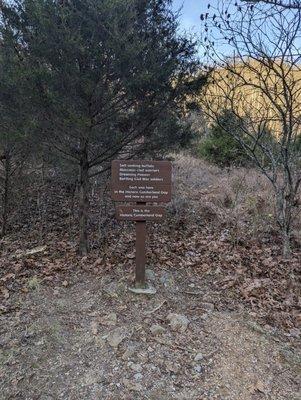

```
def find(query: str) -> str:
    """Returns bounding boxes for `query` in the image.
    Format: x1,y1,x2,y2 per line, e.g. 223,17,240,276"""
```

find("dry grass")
170,153,301,247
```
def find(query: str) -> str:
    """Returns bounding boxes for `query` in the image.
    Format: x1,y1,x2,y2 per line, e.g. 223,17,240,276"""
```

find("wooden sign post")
111,160,172,292
135,202,146,289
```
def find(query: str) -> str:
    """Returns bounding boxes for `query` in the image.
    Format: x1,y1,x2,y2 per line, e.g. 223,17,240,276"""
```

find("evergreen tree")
1,0,205,253
199,110,250,168
0,23,33,236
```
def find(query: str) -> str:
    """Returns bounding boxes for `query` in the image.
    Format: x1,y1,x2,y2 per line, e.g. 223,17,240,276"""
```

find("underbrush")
170,153,301,248
0,154,300,334
165,154,300,332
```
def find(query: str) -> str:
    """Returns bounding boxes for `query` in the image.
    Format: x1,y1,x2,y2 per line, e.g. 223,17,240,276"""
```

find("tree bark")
78,142,89,256
276,191,292,258
282,228,291,258
1,152,11,238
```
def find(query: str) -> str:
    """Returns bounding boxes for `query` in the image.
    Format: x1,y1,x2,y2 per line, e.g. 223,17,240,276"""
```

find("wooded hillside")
0,1,300,399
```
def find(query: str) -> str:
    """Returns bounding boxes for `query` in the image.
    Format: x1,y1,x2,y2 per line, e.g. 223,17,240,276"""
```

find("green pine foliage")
199,111,251,168
0,0,206,250
0,0,204,166
198,110,279,169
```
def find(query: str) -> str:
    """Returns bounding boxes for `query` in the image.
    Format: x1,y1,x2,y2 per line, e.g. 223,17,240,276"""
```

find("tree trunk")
1,153,11,238
276,190,292,258
78,143,89,256
282,228,291,258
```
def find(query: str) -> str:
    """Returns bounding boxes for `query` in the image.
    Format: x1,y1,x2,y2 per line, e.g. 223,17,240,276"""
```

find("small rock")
194,353,204,362
194,365,203,373
167,313,189,333
134,373,143,381
128,286,156,295
150,324,166,335
146,269,156,281
107,328,127,347
99,313,117,326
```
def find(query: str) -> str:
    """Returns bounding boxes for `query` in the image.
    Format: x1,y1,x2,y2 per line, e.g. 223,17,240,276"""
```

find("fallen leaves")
249,379,268,395
0,159,299,337
0,287,10,299
0,273,16,282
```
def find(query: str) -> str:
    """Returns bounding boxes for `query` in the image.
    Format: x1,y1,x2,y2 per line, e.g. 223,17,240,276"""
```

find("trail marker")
111,160,172,291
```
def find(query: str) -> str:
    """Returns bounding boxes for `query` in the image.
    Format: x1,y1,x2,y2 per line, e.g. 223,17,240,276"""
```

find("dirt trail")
0,266,300,400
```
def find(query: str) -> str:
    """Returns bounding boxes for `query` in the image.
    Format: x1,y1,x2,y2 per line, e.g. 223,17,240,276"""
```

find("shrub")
198,111,250,168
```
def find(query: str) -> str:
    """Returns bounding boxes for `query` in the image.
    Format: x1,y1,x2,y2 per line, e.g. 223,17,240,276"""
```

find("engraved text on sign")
111,160,171,203
116,205,165,221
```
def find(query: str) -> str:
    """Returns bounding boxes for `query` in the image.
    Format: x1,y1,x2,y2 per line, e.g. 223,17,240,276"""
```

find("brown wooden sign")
116,205,165,221
111,160,171,203
111,159,172,291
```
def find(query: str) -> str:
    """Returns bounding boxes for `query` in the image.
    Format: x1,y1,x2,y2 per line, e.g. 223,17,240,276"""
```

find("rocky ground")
0,264,300,400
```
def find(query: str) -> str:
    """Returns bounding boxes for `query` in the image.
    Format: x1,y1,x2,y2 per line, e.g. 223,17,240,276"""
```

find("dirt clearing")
1,265,300,400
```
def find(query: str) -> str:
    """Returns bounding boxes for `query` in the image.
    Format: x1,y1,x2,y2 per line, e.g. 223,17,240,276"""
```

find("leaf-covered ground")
0,155,300,399
1,268,300,399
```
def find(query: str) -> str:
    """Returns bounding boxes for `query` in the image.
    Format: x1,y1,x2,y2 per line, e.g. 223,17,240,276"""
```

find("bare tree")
242,0,301,10
200,1,301,256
